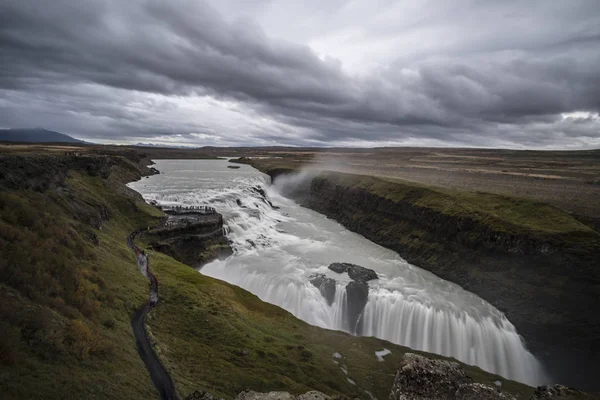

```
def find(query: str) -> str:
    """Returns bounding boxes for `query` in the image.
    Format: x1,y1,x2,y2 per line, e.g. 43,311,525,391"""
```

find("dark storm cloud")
1,0,600,147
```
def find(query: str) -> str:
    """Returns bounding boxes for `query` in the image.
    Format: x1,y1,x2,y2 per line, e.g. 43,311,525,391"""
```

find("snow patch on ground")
375,348,391,361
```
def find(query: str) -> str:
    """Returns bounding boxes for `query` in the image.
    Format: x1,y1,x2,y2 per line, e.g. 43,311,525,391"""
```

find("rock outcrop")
309,274,337,305
328,262,378,281
345,280,369,334
326,262,378,334
389,353,515,400
530,385,591,399
147,210,232,267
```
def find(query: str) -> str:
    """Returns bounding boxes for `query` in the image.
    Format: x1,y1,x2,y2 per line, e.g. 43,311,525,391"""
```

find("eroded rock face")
345,280,369,334
327,262,378,334
328,262,378,281
389,353,516,400
309,274,337,305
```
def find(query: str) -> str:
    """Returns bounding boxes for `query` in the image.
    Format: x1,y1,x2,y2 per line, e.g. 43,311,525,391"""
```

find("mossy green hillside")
0,153,533,399
0,157,162,399
142,245,533,399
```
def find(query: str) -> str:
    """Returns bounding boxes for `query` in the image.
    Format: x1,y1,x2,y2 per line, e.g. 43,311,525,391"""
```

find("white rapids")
129,159,547,385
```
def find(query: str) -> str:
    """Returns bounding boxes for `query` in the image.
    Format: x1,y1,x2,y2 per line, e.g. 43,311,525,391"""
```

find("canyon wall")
255,164,600,391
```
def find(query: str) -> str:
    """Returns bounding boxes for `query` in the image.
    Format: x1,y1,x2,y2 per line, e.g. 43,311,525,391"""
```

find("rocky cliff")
146,209,232,267
244,162,600,391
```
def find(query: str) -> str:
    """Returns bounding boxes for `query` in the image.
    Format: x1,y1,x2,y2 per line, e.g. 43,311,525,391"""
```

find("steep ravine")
249,164,600,391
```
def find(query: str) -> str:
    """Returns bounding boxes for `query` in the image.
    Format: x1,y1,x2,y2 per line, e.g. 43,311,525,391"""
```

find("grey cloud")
1,0,600,148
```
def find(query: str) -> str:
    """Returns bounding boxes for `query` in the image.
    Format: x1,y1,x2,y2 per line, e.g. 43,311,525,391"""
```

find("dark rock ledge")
309,263,378,335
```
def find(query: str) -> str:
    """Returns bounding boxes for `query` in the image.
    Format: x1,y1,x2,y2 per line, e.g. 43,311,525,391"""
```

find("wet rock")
389,353,518,400
345,280,369,334
530,385,587,399
328,263,378,282
309,274,337,305
251,185,277,208
251,186,268,199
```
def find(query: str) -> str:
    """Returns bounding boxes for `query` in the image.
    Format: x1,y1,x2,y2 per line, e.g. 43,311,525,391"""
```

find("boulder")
455,383,515,400
529,385,588,399
328,263,378,282
389,353,471,400
309,274,337,305
389,353,515,400
345,280,369,334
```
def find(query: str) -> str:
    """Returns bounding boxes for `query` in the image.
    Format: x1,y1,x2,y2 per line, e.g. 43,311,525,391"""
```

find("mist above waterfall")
129,159,547,386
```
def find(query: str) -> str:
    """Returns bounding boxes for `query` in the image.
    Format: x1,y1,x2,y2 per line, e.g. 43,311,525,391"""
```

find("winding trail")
128,229,181,400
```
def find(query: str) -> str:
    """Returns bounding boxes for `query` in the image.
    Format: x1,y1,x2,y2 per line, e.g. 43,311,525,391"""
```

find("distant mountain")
0,128,84,143
135,142,198,149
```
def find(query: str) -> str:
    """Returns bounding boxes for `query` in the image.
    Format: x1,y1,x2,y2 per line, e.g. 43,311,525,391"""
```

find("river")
128,159,546,386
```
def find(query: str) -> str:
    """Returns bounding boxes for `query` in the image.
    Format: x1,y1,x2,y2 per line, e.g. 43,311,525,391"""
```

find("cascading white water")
129,159,547,386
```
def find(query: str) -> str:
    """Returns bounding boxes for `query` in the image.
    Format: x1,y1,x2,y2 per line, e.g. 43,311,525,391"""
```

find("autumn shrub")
66,319,111,360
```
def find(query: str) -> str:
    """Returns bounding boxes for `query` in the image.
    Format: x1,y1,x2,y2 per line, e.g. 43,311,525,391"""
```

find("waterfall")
129,159,547,386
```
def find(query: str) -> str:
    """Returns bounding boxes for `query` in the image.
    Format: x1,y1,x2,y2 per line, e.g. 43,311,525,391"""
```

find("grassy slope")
0,153,533,400
0,161,163,399
240,159,599,249
322,172,599,247
144,244,533,400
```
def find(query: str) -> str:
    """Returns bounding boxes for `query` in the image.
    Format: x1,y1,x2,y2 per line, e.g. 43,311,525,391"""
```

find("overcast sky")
1,0,599,148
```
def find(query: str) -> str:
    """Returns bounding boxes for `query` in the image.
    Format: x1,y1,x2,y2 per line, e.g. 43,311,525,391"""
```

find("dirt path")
128,230,180,400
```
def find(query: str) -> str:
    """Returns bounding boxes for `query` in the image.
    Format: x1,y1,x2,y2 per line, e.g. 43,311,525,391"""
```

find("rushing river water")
129,159,546,385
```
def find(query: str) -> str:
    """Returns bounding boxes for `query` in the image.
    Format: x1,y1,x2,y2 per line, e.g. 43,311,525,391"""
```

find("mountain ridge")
0,128,83,143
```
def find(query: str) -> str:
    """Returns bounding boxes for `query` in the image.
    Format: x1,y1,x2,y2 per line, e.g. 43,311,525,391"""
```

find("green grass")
324,172,594,237
0,153,535,399
0,163,161,398
143,247,534,399
240,158,598,249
